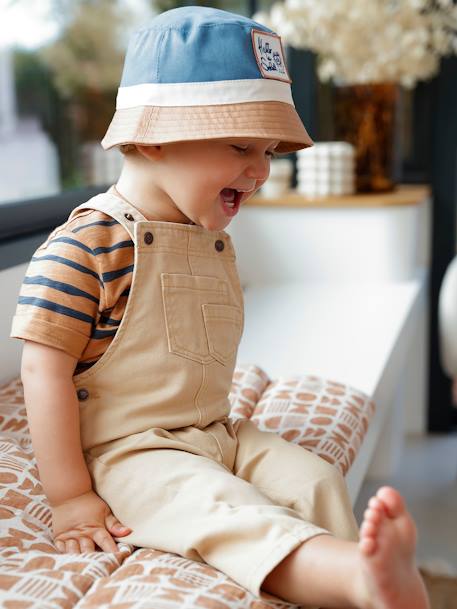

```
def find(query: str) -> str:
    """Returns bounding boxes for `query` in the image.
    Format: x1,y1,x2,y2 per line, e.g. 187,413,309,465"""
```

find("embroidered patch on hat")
251,29,292,84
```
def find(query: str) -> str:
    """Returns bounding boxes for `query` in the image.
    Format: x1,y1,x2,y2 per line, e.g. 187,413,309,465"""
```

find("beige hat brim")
101,101,314,154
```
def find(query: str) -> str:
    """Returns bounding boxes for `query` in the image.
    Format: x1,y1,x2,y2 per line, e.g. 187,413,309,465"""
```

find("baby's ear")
119,144,137,155
136,144,163,161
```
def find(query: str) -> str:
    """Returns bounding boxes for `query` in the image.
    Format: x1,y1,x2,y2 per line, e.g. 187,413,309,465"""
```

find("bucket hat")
101,5,314,154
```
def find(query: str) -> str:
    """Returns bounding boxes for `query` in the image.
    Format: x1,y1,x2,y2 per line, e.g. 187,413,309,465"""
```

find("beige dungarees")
69,191,359,604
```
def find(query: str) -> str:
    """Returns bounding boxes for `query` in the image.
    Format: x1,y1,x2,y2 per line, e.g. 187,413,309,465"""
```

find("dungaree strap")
67,193,147,243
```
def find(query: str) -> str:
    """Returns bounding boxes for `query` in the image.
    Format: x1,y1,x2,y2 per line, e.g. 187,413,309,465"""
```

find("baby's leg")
234,419,360,542
262,486,430,609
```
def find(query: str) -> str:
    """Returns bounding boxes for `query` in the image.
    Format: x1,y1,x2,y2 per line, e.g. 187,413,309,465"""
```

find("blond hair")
119,144,137,155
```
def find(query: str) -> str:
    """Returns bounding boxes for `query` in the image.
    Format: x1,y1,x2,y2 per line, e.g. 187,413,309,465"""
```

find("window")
0,1,253,210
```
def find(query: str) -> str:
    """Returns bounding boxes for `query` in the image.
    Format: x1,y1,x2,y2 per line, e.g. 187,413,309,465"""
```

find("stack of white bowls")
260,158,294,197
296,142,355,197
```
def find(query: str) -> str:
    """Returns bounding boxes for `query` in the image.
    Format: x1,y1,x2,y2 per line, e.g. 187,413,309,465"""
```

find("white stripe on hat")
116,78,294,109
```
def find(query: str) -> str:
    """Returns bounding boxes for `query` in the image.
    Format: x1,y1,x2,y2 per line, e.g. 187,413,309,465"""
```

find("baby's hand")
52,489,132,554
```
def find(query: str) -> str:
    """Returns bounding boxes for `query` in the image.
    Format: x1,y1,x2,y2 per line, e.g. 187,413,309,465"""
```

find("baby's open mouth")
220,188,242,216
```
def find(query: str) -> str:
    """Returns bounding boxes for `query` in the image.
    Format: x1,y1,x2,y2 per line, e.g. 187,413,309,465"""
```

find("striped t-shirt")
10,191,135,375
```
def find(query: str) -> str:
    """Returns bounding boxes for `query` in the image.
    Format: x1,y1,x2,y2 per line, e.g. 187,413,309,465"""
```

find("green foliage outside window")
9,0,252,189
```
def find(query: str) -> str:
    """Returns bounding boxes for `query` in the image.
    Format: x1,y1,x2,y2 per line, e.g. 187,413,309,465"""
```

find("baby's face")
153,137,280,230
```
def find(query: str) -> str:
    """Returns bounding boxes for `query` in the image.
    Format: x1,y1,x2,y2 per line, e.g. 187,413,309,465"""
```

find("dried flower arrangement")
253,0,457,87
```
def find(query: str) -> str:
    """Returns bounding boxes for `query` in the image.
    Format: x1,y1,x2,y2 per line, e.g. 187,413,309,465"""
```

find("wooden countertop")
246,184,431,208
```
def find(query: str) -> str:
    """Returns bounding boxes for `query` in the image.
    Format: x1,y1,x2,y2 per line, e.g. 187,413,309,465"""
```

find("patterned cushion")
0,364,375,608
230,366,375,476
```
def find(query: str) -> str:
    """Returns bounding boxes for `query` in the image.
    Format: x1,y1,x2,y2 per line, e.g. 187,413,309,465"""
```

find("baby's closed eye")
231,145,278,158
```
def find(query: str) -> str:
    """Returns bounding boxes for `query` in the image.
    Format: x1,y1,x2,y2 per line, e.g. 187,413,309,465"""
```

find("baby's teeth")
221,188,236,202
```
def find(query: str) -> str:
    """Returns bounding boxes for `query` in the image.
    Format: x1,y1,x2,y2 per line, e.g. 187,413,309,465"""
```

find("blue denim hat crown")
120,6,291,87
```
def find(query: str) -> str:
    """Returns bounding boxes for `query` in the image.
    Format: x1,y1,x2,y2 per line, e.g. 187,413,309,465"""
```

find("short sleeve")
10,223,103,360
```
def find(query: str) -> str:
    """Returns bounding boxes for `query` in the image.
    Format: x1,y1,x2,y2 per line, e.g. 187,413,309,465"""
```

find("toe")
359,536,377,556
361,520,377,538
376,486,405,518
364,507,382,524
368,496,386,513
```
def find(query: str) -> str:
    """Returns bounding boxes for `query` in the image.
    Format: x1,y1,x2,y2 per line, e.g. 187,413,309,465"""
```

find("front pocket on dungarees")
161,273,242,365
201,303,242,365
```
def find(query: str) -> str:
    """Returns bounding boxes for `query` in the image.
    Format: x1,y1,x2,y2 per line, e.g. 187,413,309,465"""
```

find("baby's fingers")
54,526,120,554
55,538,89,554
93,528,119,553
105,513,132,537
66,538,81,554
80,537,96,552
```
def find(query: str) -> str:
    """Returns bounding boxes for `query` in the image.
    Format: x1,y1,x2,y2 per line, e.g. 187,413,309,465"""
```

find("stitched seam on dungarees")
187,251,235,260
193,362,206,427
163,288,224,363
148,247,234,260
166,286,227,294
222,257,244,321
186,229,205,428
134,224,224,236
207,429,225,464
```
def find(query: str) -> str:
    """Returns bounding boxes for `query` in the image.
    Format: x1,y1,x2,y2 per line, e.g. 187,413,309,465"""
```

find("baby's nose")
244,157,270,181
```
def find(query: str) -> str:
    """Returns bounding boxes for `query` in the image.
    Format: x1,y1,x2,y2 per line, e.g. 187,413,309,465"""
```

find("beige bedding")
0,363,375,608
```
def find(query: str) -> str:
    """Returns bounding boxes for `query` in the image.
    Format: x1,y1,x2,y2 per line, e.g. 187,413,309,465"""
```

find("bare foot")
356,486,430,609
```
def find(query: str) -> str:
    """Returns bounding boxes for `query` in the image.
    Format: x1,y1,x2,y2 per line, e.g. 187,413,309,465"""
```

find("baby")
11,6,429,609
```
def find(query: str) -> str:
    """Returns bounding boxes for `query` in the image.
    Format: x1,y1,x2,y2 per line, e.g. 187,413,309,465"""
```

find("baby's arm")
21,340,91,504
21,340,132,552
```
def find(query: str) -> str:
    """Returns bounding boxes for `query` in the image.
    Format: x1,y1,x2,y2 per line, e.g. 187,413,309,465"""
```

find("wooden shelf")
246,184,431,209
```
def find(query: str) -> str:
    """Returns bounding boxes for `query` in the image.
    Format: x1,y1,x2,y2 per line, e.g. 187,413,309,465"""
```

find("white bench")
235,279,427,504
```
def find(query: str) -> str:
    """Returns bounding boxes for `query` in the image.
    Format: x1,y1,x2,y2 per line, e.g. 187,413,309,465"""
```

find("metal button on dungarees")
144,232,154,245
124,213,134,221
215,239,224,252
77,388,89,401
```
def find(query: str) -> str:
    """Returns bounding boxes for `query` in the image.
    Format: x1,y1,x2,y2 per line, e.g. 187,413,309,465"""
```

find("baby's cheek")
244,187,261,204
